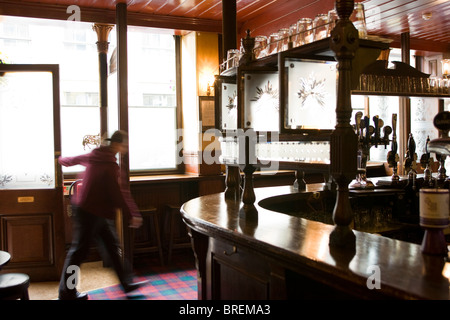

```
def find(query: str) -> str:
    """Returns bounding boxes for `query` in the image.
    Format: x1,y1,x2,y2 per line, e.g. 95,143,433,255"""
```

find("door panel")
1,214,53,266
0,64,64,281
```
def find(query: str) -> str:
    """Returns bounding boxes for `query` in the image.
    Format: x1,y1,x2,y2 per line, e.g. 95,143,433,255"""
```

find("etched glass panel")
285,59,337,130
221,82,237,130
0,71,55,189
244,72,279,132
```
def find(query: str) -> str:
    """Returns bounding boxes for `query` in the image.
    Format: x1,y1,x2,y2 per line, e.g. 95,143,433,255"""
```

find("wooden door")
0,64,65,281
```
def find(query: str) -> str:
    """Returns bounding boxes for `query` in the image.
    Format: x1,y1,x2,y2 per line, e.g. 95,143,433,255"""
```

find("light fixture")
441,59,450,78
422,12,433,21
199,70,216,96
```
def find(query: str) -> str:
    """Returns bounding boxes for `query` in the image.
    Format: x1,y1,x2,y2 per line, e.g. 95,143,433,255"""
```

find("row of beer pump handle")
351,112,395,188
351,111,450,189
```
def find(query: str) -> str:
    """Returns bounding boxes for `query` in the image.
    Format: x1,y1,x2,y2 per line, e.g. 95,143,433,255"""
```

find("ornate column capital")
92,23,114,54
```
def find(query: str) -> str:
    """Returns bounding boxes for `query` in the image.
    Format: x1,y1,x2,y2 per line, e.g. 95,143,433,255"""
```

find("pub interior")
0,0,449,301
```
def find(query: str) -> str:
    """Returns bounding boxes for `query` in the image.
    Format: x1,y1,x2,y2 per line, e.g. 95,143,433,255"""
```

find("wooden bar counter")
181,185,450,300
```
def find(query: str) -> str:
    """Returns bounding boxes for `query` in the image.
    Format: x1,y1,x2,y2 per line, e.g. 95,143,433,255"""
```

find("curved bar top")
181,185,450,300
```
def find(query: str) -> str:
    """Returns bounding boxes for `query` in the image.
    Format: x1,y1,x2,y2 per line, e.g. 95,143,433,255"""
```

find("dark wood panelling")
1,214,53,266
0,188,65,281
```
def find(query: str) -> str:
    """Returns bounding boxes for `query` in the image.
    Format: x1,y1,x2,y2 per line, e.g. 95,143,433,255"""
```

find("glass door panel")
0,70,55,189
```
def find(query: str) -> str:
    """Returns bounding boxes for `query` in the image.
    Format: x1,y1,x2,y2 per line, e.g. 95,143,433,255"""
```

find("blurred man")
58,130,144,300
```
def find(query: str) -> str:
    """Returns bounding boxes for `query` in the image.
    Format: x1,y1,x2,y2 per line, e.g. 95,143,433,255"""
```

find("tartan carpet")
86,252,198,300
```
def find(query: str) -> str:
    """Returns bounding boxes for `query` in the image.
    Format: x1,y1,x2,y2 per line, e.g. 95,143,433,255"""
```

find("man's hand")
129,216,143,229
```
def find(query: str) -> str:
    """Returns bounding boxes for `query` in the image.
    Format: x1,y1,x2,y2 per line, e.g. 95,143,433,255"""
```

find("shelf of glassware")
219,37,389,77
219,136,330,170
352,90,450,98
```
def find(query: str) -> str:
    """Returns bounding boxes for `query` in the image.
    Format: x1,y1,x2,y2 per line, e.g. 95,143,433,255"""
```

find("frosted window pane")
129,107,177,170
410,97,439,159
0,72,55,189
368,96,400,162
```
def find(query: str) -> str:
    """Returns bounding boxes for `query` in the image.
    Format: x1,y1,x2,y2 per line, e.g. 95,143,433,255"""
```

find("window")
125,26,178,172
0,16,180,175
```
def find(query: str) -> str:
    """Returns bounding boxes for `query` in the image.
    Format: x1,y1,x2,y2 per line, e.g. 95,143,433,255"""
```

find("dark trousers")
59,206,132,296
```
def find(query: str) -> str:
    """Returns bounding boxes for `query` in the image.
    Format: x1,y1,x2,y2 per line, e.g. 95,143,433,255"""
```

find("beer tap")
403,133,417,176
355,111,362,141
420,136,434,187
351,112,392,189
436,136,448,187
386,114,399,182
382,125,392,142
373,115,380,147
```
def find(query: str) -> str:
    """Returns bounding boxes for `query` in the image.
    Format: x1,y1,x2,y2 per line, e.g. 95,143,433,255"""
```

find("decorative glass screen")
244,72,279,132
0,71,55,189
221,82,238,131
285,59,337,130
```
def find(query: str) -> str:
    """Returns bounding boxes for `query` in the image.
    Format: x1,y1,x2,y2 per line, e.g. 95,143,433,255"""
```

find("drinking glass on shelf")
437,78,447,94
226,49,240,69
422,77,430,93
254,35,268,59
350,3,367,39
442,78,449,94
429,78,437,93
313,14,329,41
277,28,290,52
384,76,394,93
268,32,280,55
413,77,423,93
359,74,367,91
297,18,313,45
327,9,338,36
289,23,299,48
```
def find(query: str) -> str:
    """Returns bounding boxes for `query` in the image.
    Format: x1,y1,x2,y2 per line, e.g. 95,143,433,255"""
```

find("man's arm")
58,153,90,167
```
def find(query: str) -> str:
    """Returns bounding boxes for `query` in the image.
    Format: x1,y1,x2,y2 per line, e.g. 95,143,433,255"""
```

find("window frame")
126,34,184,177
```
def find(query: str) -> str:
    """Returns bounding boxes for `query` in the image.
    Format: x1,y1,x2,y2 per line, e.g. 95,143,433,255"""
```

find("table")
0,251,11,271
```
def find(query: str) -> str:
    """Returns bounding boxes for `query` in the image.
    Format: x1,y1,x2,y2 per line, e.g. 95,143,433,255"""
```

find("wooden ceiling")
0,0,449,53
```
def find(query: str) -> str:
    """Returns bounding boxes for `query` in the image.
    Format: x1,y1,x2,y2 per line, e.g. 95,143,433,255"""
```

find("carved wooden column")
238,32,257,219
93,23,114,138
239,135,257,218
329,0,359,247
224,165,242,200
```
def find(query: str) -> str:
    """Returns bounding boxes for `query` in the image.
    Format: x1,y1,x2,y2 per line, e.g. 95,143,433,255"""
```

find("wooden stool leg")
152,214,164,266
167,208,176,265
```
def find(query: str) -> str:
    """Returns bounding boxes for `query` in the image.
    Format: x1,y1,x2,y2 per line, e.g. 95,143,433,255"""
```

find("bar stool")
0,273,30,300
166,204,192,265
134,207,164,266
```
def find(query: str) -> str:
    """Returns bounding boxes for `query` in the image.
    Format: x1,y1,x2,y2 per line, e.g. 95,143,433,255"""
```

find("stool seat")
0,273,30,300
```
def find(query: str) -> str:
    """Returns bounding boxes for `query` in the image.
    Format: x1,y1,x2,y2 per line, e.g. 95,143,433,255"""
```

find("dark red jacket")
59,146,140,220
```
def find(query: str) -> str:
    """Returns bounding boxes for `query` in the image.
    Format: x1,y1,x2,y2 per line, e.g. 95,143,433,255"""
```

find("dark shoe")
123,281,147,294
58,291,89,300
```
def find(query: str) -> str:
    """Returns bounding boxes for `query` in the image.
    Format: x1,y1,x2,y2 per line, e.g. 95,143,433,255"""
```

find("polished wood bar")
181,185,450,300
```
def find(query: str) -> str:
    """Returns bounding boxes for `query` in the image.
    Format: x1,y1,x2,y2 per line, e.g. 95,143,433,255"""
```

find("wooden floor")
28,260,120,300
